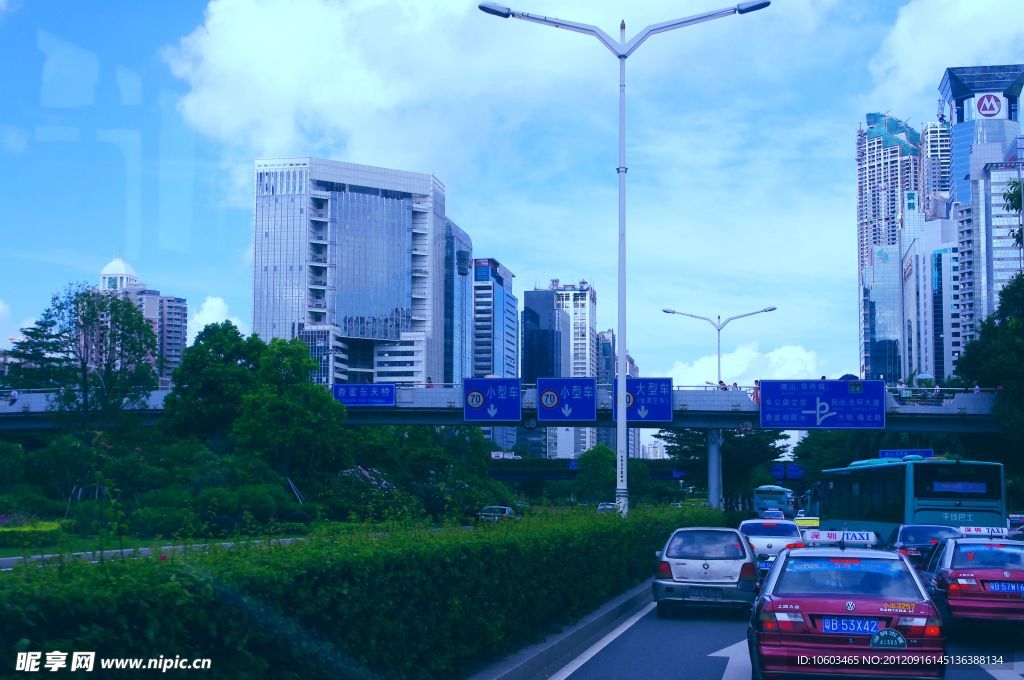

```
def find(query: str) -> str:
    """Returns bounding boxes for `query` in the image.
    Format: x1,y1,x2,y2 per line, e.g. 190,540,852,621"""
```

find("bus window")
913,464,1001,501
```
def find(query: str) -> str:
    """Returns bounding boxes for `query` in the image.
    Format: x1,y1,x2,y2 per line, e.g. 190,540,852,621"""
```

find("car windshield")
952,544,1024,568
665,530,746,560
740,522,801,537
773,556,922,598
899,526,960,544
481,507,507,514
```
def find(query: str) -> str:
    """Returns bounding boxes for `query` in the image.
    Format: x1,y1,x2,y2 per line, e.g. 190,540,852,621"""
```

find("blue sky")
2,0,1023,387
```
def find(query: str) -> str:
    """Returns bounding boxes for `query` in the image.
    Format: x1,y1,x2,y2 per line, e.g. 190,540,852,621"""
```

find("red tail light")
925,618,942,638
898,549,909,556
758,609,804,632
757,609,778,631
740,562,757,581
785,542,805,550
947,571,979,596
656,561,673,579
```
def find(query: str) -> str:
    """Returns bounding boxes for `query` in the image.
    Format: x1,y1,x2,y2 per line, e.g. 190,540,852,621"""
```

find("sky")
1,0,1023,389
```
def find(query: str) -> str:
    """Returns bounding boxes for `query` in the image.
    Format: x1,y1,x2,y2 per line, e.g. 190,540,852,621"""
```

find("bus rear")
908,460,1005,528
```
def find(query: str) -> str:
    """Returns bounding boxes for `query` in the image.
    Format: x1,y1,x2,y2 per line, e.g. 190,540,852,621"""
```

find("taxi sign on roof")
801,529,878,546
959,526,1008,536
794,516,820,528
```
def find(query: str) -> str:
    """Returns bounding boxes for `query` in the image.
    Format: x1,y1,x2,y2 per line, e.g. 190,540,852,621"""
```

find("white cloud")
188,296,249,345
867,0,1024,125
665,342,835,387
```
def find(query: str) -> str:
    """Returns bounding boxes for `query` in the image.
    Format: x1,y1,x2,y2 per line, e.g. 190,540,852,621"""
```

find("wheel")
656,601,674,618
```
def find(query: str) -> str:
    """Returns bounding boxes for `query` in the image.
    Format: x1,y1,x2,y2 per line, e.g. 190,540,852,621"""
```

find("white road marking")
708,640,750,680
548,602,655,680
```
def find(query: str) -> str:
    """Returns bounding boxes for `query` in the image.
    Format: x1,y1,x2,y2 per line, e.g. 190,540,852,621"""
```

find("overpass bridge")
0,386,1000,433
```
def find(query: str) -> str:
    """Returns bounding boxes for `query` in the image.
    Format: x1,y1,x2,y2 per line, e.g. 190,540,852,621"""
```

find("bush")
0,507,723,678
0,486,67,519
0,521,63,548
129,507,197,539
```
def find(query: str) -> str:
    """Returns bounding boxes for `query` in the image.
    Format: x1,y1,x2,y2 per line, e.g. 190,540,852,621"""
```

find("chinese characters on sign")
613,378,674,422
537,378,597,422
759,380,886,430
332,383,397,407
463,378,521,422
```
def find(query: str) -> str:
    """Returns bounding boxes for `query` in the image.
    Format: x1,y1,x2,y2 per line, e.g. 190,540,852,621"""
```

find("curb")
468,579,653,680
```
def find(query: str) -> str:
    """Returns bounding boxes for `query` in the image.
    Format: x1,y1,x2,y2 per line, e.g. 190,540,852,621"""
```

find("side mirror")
655,550,663,559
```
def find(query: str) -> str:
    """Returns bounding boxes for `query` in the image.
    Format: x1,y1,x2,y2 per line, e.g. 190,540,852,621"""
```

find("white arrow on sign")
708,640,750,680
487,404,498,418
637,405,649,419
561,404,572,417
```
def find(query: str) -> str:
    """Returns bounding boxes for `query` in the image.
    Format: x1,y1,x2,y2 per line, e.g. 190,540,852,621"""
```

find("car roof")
672,526,742,533
787,547,900,559
953,538,1024,546
741,519,798,526
899,524,955,530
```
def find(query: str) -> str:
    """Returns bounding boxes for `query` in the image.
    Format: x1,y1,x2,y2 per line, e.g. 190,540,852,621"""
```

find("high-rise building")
253,157,459,386
857,114,921,381
550,279,597,454
444,220,474,386
920,118,952,220
595,329,639,458
520,289,570,458
99,258,188,388
940,65,1024,342
473,258,518,450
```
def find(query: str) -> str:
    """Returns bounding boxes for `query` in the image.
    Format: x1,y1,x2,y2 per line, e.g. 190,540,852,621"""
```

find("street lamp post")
663,306,776,509
480,0,770,516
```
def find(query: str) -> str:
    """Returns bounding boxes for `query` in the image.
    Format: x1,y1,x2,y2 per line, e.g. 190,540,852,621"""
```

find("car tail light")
757,609,778,631
774,612,805,632
656,561,673,579
925,618,942,638
896,616,927,637
740,562,757,581
948,572,978,595
785,542,805,550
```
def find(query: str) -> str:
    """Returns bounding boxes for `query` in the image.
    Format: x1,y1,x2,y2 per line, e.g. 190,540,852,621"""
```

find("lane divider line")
548,602,656,680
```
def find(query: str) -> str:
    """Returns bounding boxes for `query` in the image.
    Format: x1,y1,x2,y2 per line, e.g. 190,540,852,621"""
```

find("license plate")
821,617,879,634
758,561,773,571
987,581,1024,593
689,587,721,600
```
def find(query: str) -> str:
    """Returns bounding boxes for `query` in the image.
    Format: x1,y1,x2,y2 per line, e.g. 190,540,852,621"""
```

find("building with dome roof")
98,258,188,388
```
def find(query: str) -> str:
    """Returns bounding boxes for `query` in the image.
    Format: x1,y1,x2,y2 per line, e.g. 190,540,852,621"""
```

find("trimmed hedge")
1,507,723,679
0,521,63,548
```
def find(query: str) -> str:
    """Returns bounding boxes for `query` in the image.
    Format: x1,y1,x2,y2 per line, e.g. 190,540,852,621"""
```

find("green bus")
816,456,1006,537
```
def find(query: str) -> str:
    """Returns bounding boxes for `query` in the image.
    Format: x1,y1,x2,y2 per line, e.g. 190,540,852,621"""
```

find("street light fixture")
479,1,770,516
663,305,776,509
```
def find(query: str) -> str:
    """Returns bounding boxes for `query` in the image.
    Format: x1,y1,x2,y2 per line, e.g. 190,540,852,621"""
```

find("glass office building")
472,258,518,450
253,158,451,385
444,220,473,386
520,289,570,458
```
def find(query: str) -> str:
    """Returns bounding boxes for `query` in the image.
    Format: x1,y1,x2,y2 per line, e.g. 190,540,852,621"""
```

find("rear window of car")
952,544,1024,568
481,506,508,514
666,530,746,560
774,556,921,598
899,526,960,544
740,522,801,537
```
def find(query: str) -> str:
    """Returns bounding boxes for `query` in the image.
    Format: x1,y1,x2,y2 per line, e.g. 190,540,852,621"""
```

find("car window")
774,556,922,598
899,526,960,544
952,544,1024,568
666,530,746,560
739,522,801,537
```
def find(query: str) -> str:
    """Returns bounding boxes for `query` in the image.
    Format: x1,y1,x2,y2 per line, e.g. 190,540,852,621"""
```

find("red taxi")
918,530,1024,624
748,532,946,679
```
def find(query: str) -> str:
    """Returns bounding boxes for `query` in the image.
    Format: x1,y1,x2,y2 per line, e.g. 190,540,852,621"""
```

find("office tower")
920,117,952,219
595,329,639,458
520,289,570,458
550,279,597,454
444,220,474,386
857,114,921,381
940,65,1024,342
99,258,188,388
900,205,960,382
472,258,519,450
253,157,456,386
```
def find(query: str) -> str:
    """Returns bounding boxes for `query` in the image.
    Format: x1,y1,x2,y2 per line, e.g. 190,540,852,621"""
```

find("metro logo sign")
977,94,1002,118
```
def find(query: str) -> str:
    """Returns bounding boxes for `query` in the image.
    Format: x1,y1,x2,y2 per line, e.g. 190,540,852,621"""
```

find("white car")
739,519,804,574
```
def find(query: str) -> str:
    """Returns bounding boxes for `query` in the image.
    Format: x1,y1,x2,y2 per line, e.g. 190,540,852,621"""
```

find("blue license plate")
821,617,879,634
758,561,773,571
689,587,721,600
987,582,1024,593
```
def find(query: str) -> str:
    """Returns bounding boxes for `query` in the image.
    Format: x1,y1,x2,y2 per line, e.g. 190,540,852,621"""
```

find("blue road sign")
879,449,934,459
537,378,597,422
759,380,886,430
672,468,686,479
333,383,396,407
613,377,674,423
771,463,786,479
786,463,805,479
463,378,521,422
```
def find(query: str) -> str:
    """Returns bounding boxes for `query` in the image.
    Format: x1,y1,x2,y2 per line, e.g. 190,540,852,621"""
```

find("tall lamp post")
662,306,776,509
479,0,770,516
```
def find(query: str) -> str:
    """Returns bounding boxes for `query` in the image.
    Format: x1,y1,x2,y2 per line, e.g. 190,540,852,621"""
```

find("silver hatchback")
652,527,758,617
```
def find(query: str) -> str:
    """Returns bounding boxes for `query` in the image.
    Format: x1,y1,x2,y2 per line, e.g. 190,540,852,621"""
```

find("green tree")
5,284,157,428
1004,178,1022,250
955,272,1024,467
574,444,616,502
162,321,266,445
231,338,349,477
